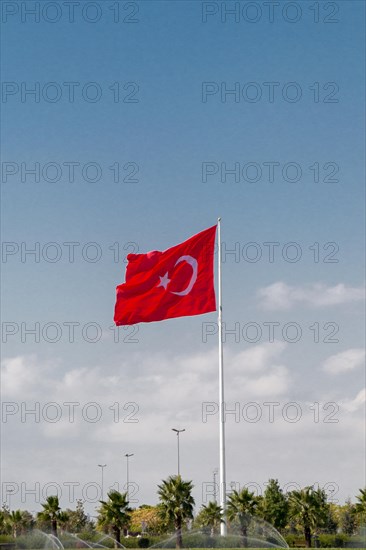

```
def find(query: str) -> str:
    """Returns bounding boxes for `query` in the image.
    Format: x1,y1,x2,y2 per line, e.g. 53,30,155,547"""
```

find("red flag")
114,225,217,325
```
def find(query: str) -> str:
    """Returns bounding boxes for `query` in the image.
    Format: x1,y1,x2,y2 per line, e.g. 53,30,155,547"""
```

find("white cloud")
322,348,365,374
229,341,287,373
243,365,289,396
1,344,290,444
258,282,365,310
1,355,60,398
226,343,290,398
341,388,366,412
1,348,364,512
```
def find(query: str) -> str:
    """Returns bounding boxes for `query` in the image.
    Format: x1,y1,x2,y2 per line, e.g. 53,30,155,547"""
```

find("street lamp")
172,428,185,476
98,464,107,500
124,453,134,500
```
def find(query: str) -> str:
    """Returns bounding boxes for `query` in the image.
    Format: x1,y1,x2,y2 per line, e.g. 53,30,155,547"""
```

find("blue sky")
1,0,365,515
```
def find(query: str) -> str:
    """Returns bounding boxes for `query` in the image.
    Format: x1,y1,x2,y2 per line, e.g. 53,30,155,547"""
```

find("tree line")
0,479,365,549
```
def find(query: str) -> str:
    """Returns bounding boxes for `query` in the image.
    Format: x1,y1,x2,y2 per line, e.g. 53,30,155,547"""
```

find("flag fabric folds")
114,225,217,325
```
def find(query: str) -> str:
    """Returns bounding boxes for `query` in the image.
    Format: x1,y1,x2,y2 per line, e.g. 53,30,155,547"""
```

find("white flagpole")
217,217,227,536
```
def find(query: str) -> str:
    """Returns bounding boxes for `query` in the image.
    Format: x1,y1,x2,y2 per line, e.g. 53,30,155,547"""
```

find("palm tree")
0,506,11,535
289,486,328,547
57,511,70,534
227,488,259,547
354,488,366,526
198,502,223,536
355,488,366,508
37,496,64,539
157,475,195,548
8,510,23,538
0,510,11,535
97,490,131,547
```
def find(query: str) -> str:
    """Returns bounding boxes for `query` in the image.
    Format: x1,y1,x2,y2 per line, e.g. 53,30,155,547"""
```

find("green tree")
157,475,195,549
196,502,223,536
322,503,338,534
339,499,356,535
37,496,66,539
261,479,289,532
129,505,167,535
227,488,259,547
288,487,328,547
65,500,90,533
97,490,131,547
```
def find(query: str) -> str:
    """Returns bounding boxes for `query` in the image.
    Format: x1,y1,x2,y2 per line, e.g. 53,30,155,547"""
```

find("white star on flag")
157,272,171,290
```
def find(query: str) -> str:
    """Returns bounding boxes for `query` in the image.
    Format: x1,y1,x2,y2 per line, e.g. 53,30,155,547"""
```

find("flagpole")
217,217,227,536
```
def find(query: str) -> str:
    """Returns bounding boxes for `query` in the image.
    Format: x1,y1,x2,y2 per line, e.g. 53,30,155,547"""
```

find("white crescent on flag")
170,255,198,296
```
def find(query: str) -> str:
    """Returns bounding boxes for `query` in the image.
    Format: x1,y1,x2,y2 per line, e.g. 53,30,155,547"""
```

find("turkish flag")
114,225,217,325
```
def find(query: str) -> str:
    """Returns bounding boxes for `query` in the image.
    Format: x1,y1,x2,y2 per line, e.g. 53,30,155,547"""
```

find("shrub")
121,537,143,548
15,533,47,549
284,534,305,547
319,534,350,547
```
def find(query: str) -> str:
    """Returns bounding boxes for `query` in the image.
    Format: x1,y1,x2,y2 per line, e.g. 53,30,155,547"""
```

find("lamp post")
124,453,134,500
98,464,107,500
172,428,185,476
